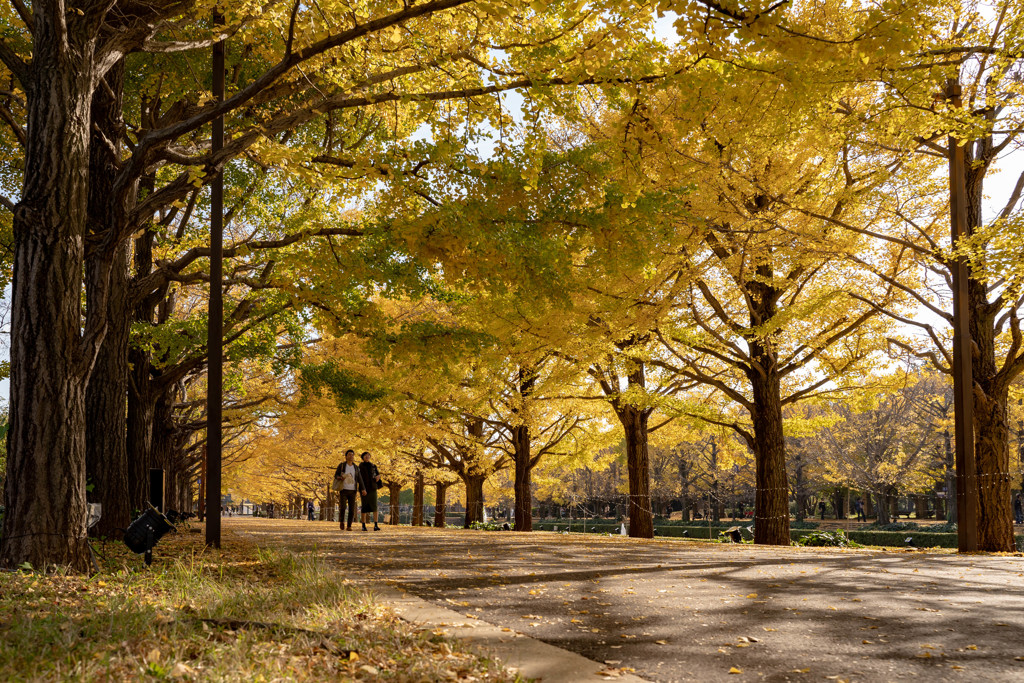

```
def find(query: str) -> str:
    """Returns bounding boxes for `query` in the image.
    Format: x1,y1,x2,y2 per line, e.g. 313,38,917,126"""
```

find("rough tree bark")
512,425,533,531
0,16,98,570
964,143,1016,552
85,243,131,536
745,286,792,546
614,404,653,538
434,482,448,528
83,60,131,538
126,367,156,513
463,474,486,527
412,473,424,526
387,483,402,525
874,488,892,525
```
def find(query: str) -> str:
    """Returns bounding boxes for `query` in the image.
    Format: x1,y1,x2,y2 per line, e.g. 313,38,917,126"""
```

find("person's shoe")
361,523,368,531
347,525,353,531
374,525,381,531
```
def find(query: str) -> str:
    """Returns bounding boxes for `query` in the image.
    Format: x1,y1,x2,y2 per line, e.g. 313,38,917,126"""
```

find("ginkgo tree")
0,0,684,568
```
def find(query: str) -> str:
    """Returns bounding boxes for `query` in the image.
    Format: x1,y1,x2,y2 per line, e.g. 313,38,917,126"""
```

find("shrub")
799,529,855,547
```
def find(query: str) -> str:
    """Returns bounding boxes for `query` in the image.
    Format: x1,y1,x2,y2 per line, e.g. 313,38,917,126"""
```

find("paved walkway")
229,518,1024,682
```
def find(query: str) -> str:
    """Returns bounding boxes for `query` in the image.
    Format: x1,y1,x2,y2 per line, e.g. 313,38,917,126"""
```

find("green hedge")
532,521,1024,550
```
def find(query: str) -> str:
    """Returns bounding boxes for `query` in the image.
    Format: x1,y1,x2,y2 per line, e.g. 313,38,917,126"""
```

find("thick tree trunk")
387,483,402,525
434,483,448,528
747,338,791,545
614,405,653,538
84,60,131,539
512,425,533,531
1,34,97,571
973,390,1015,550
412,473,424,526
463,475,486,527
965,156,1015,552
85,245,130,537
126,370,156,514
874,489,891,525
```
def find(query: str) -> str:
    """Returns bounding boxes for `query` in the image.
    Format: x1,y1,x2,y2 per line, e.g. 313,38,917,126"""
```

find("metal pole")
205,24,226,549
946,78,979,552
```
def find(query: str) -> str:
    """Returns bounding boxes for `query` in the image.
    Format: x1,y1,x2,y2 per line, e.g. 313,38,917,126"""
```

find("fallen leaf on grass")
729,667,743,674
966,645,978,650
169,662,195,679
655,640,668,645
791,668,810,673
358,665,379,675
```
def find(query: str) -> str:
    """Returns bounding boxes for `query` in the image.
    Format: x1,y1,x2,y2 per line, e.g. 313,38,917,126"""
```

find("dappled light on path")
231,517,1024,682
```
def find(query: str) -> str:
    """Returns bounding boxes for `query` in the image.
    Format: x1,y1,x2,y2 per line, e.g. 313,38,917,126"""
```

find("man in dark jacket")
335,450,363,531
358,451,383,531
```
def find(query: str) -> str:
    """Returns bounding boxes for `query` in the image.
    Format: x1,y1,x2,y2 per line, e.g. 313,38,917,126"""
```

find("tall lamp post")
205,26,226,548
946,78,979,552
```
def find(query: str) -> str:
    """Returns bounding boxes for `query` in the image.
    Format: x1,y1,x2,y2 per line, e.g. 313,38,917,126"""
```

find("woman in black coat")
358,451,383,531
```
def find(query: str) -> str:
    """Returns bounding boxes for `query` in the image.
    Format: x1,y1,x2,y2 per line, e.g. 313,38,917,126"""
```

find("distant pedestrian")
335,450,362,531
358,451,383,531
855,498,867,523
818,500,827,520
1014,493,1023,524
307,500,315,521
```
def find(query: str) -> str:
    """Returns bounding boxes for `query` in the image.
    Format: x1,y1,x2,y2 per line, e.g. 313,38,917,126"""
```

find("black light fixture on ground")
124,505,175,566
205,20,226,549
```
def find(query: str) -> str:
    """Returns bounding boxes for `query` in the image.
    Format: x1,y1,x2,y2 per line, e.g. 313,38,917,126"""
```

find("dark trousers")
339,490,357,528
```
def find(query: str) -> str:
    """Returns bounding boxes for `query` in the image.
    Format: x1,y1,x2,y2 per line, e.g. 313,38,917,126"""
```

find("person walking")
306,500,315,521
358,451,383,531
855,498,867,523
335,450,362,531
1014,492,1023,525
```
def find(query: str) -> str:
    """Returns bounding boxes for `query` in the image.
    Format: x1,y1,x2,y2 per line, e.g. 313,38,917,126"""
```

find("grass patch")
0,529,518,681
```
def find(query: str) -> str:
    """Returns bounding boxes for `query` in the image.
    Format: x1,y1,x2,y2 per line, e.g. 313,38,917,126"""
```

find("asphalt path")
229,518,1024,682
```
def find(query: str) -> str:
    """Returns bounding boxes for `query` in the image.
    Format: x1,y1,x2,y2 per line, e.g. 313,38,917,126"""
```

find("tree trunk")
126,369,156,514
865,491,874,521
512,425,533,531
678,458,691,522
1,35,97,571
943,430,957,522
965,153,1015,552
747,336,791,545
85,244,130,537
463,475,486,527
614,404,653,538
412,473,424,526
434,483,448,528
874,489,891,525
973,390,1015,550
386,483,402,525
915,495,929,519
794,455,807,523
84,60,131,539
